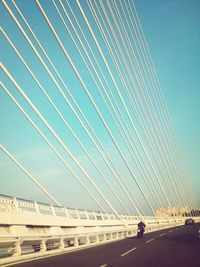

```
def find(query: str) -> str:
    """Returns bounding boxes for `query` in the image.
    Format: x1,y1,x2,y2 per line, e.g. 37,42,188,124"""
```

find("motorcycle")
137,227,144,239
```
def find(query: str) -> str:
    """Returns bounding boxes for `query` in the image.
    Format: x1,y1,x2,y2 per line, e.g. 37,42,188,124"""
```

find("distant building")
155,206,190,217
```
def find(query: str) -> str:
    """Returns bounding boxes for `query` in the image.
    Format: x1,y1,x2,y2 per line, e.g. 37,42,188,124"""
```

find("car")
185,218,195,225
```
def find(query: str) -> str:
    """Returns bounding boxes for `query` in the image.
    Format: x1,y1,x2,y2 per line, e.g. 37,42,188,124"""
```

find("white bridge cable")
121,0,191,209
65,0,184,213
129,1,196,208
1,0,194,214
6,0,144,216
88,0,175,208
110,0,189,209
183,173,198,212
94,0,177,209
102,0,185,208
62,0,147,215
175,147,198,210
2,0,178,214
0,79,106,213
82,1,173,209
129,0,196,208
52,0,147,216
110,2,180,207
106,0,182,208
122,0,193,210
1,64,127,223
10,0,145,217
109,2,176,203
0,28,130,216
93,0,182,211
35,0,156,215
86,0,166,209
53,0,163,211
0,144,62,207
52,1,159,212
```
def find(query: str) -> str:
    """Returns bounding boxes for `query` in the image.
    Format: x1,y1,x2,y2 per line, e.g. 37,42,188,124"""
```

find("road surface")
10,223,200,267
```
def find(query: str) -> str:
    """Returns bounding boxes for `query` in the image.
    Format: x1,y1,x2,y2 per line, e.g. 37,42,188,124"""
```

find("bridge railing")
1,194,200,265
0,194,161,222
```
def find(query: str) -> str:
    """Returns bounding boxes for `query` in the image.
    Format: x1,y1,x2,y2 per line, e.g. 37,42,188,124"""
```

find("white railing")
0,194,167,222
1,194,200,266
0,194,139,221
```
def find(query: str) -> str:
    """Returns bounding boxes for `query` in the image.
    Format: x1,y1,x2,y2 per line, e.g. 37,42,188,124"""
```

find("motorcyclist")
137,221,146,238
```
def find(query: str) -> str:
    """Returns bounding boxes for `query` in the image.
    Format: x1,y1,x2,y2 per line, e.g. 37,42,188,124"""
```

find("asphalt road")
10,223,200,267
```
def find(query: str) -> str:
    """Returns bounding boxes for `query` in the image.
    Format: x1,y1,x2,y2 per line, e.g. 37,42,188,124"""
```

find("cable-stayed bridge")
0,1,199,266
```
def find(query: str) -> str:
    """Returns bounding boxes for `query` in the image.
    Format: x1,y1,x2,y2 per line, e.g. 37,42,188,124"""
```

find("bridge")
0,0,199,266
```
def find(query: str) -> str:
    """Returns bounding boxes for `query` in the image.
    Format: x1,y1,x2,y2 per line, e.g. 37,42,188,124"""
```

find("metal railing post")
85,235,90,245
34,201,40,213
76,209,80,219
51,205,56,216
85,209,89,219
40,239,46,252
74,237,79,246
12,238,21,256
64,207,69,218
59,238,65,250
102,233,106,241
13,197,19,213
95,234,99,243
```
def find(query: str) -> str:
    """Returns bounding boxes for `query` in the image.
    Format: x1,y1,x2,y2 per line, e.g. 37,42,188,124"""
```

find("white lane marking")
159,233,165,237
99,265,107,267
121,247,137,257
145,238,154,244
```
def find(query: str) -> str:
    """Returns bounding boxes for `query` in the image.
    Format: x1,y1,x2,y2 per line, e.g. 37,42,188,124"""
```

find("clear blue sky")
0,0,199,213
135,0,200,206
